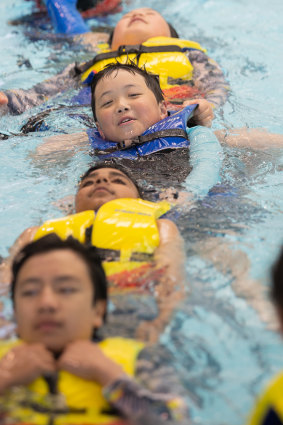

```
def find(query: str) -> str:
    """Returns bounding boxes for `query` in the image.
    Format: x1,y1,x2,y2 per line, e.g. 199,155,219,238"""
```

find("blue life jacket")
87,104,197,159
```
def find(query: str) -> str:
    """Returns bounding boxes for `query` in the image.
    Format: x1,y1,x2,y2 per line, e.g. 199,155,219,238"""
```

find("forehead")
82,168,133,183
95,69,147,97
124,8,161,16
16,250,89,282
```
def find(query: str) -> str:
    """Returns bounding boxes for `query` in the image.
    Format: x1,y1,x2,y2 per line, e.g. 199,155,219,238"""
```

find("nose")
115,98,130,114
38,286,58,312
95,175,108,184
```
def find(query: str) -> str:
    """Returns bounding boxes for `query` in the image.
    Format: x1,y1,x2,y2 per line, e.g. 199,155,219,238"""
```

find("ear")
96,122,106,139
159,100,168,120
92,300,107,329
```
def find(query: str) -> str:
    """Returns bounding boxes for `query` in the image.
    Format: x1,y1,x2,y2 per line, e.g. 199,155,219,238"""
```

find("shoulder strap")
118,128,188,149
74,44,183,76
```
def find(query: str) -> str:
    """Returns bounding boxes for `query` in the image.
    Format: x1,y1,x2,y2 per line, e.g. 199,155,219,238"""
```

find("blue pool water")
0,0,283,424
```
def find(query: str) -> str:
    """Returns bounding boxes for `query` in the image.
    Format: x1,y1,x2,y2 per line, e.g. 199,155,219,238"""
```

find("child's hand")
136,318,164,344
183,98,214,127
57,341,125,387
0,92,8,106
0,344,56,392
159,187,194,205
0,92,8,115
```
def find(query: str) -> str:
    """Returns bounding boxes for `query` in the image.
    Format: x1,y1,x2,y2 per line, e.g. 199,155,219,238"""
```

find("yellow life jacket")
34,198,171,277
80,36,206,90
0,337,144,425
247,372,283,425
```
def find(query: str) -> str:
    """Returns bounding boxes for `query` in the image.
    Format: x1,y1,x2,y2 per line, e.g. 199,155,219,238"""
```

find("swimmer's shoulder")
13,226,39,254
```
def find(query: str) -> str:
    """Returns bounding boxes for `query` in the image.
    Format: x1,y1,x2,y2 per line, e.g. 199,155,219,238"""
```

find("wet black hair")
168,23,179,39
107,21,179,46
91,62,164,121
271,246,283,308
11,234,108,317
79,161,143,198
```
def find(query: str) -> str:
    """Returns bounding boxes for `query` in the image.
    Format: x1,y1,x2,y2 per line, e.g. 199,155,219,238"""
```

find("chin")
45,342,66,355
39,336,66,354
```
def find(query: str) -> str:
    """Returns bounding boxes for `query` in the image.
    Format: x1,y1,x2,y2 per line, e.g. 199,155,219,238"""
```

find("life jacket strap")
74,44,184,76
118,128,188,150
96,247,154,262
85,225,154,261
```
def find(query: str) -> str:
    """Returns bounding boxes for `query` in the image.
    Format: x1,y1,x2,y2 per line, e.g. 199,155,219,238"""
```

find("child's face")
95,69,167,143
14,250,104,353
111,8,171,49
75,167,140,213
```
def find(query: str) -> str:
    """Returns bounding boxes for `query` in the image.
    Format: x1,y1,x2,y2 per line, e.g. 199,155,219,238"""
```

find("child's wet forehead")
84,169,132,183
95,70,147,98
124,8,157,17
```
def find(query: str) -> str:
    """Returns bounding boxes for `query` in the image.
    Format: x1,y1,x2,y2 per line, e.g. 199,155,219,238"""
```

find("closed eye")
81,180,93,188
102,100,113,107
57,286,79,294
20,289,39,297
112,178,126,185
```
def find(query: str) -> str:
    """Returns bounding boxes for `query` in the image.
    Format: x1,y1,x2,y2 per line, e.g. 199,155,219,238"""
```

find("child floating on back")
0,7,228,116
1,163,185,343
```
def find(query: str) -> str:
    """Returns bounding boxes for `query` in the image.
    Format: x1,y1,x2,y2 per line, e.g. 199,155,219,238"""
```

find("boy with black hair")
0,234,188,424
38,62,217,159
38,62,283,160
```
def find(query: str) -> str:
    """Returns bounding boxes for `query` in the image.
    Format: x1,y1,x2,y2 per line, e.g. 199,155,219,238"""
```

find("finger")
57,349,80,370
58,356,83,375
40,361,57,374
194,112,210,121
35,354,56,373
0,92,8,105
30,346,57,370
195,113,214,125
194,106,212,118
202,119,213,127
183,100,199,108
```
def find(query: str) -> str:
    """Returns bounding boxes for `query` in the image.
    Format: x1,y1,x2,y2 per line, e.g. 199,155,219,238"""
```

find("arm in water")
136,219,186,343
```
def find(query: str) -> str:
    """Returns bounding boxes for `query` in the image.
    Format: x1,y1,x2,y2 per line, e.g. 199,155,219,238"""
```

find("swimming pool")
0,0,283,423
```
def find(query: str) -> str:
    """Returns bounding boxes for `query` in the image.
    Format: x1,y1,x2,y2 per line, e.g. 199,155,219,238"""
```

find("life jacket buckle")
118,137,140,150
117,44,143,56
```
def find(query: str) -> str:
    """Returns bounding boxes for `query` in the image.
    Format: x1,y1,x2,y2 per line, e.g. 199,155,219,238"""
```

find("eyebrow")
18,276,81,286
126,8,153,15
86,171,131,181
19,278,42,286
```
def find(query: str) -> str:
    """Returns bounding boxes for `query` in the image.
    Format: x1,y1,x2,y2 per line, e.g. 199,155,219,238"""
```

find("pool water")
0,0,283,424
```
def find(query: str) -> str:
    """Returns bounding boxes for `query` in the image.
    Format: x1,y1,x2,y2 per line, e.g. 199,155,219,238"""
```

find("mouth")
35,321,62,332
129,17,147,26
118,117,136,126
93,186,114,195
